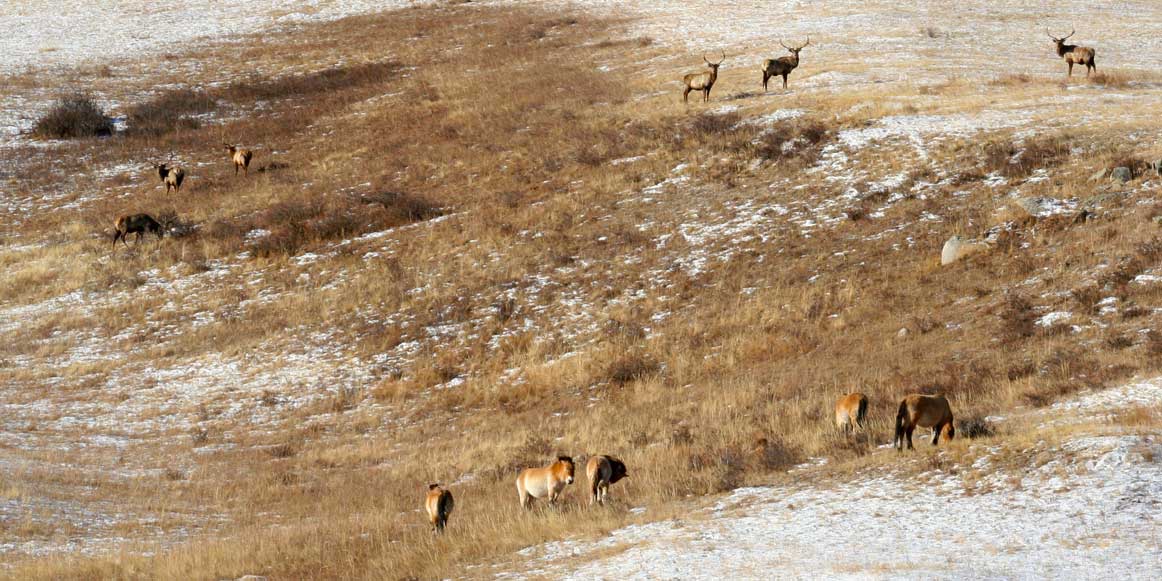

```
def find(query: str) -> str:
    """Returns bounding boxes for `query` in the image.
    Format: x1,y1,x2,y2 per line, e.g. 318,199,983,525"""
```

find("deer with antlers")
1047,29,1096,77
762,37,811,91
152,154,185,194
224,143,254,176
682,52,725,104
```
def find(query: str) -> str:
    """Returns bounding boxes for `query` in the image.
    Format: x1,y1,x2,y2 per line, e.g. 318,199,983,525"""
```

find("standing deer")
682,52,725,104
152,154,185,194
1047,29,1096,77
112,213,164,248
762,37,811,91
224,143,254,176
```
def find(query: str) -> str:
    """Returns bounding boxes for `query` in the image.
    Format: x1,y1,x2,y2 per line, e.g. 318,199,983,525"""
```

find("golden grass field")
1,0,1161,578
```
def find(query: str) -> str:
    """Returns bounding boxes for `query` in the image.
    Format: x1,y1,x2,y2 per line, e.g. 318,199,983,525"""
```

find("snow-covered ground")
0,1,419,76
507,379,1162,579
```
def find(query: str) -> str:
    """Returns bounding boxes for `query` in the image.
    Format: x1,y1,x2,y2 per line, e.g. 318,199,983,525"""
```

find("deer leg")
683,87,691,104
763,73,770,92
783,74,789,89
1067,62,1074,77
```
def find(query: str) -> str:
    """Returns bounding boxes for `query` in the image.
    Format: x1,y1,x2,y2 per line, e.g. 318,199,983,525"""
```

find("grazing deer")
682,52,725,104
762,37,810,91
1047,29,1096,77
112,213,164,248
152,154,185,194
425,484,454,534
224,143,254,176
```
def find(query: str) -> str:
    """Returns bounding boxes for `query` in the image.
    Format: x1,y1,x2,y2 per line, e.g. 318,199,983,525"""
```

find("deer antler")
1063,28,1075,40
799,36,811,49
780,39,790,50
713,50,725,65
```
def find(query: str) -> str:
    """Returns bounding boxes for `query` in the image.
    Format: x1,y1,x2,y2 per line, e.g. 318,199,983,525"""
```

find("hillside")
1,0,1161,578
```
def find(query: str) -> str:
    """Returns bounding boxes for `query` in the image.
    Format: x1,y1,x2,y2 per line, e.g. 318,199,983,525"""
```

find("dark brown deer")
152,154,185,194
1048,29,1096,77
682,52,725,104
112,213,164,248
224,143,254,176
762,37,810,91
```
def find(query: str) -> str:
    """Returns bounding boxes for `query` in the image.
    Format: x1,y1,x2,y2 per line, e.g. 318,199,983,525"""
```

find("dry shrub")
751,119,829,165
689,111,741,135
998,293,1036,342
956,415,995,439
981,134,1071,178
605,352,661,385
32,94,113,138
126,89,217,136
222,61,402,102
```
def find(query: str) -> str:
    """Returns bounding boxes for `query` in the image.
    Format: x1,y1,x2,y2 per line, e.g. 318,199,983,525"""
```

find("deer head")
1047,28,1075,46
703,51,725,72
780,37,811,57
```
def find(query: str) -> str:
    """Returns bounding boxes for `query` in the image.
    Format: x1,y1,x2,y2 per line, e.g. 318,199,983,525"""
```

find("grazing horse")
516,456,575,509
835,392,869,434
425,483,454,533
894,394,955,451
585,455,628,506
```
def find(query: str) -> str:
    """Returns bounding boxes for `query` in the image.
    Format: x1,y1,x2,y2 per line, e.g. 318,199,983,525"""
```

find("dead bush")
33,94,114,139
126,89,217,136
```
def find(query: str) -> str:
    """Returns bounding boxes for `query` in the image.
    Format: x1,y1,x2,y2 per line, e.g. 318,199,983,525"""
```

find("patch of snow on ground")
508,377,1162,579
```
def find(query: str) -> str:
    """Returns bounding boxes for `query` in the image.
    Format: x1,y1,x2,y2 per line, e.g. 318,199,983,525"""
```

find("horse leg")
905,426,915,450
931,423,942,446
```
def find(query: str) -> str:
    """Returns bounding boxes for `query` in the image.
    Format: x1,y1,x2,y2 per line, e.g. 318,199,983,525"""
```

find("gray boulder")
1110,166,1133,183
941,236,992,265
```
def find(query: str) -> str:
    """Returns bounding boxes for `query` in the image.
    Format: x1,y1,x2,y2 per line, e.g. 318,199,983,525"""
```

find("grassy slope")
1,2,1161,579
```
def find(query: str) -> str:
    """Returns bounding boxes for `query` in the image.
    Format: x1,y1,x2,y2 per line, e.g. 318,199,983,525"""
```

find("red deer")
425,483,454,533
224,143,254,176
1048,29,1096,77
516,456,575,509
762,37,810,91
835,392,868,434
682,52,725,104
586,455,628,506
112,213,164,248
152,155,185,194
894,394,955,451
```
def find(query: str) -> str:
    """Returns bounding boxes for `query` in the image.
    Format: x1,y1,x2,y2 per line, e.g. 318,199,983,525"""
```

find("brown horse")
834,393,869,434
585,455,628,506
516,456,575,509
425,483,454,533
894,394,955,451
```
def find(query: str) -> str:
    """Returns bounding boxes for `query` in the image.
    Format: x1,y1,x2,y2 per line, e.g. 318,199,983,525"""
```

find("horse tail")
856,396,869,429
894,399,908,449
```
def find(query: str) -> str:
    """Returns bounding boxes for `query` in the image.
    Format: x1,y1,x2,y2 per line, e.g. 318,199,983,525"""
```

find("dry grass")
1,2,1161,580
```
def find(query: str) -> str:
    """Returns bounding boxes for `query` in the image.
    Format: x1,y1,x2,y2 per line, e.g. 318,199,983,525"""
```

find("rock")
941,236,992,265
1110,166,1133,183
897,327,910,339
236,577,268,581
1152,159,1162,176
1153,215,1162,226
